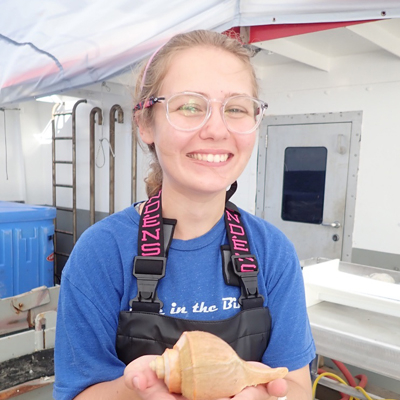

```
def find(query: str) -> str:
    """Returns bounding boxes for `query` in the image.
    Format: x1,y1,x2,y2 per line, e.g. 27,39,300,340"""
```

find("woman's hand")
124,355,187,400
215,361,288,400
224,364,311,400
124,357,289,400
216,378,288,400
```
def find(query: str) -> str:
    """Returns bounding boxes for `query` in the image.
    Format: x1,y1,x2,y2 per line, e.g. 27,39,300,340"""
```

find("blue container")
0,202,56,298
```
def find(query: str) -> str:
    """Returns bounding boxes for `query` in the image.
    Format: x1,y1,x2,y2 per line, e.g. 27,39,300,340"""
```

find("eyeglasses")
134,92,268,134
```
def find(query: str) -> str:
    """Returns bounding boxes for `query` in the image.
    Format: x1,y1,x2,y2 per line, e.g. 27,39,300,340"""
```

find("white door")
256,112,361,262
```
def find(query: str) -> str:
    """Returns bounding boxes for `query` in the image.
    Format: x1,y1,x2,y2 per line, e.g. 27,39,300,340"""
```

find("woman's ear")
135,115,154,145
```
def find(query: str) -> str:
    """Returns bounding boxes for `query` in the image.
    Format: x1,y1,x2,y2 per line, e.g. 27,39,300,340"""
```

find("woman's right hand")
124,355,187,400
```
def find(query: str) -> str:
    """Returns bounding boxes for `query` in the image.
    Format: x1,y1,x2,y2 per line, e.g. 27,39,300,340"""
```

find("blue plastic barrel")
0,202,56,298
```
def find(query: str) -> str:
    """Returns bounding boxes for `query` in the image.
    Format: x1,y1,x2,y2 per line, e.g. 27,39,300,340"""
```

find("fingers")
226,385,266,400
124,355,188,400
124,355,159,391
266,378,288,397
125,371,148,391
217,379,288,400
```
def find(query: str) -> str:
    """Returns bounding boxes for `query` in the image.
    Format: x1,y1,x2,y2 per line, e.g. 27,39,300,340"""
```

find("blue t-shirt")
53,204,315,400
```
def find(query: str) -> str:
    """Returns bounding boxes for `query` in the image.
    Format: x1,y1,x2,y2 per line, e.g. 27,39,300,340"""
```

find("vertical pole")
109,105,124,215
71,99,87,243
131,111,137,204
89,107,103,226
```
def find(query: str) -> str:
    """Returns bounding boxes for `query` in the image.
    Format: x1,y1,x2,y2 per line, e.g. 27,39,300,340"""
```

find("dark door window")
281,147,327,224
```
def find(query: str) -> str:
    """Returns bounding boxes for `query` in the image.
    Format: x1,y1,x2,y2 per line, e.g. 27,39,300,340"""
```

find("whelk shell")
150,330,288,400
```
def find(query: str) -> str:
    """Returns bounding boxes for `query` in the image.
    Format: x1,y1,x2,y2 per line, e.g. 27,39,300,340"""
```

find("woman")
54,30,315,400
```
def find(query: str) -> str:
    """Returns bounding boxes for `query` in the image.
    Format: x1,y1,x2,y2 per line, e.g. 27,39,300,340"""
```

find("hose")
312,372,397,400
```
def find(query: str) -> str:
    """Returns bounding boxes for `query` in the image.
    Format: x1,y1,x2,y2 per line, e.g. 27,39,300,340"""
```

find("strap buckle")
130,256,166,308
231,254,263,305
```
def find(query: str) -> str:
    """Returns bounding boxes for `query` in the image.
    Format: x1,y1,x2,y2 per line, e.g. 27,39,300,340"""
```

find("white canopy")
1,0,400,106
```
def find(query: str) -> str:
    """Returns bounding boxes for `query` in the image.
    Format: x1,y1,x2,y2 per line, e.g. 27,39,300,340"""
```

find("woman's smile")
186,152,231,163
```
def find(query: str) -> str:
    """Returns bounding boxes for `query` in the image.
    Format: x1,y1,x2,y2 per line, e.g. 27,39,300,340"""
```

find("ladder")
51,101,128,280
52,99,86,279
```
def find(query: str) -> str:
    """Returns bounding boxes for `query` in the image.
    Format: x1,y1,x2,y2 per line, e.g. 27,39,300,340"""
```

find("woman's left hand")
215,378,288,400
218,363,313,400
229,361,288,400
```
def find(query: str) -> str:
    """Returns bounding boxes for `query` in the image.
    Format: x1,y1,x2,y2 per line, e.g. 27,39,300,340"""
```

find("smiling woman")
135,45,259,212
53,30,315,400
134,31,260,199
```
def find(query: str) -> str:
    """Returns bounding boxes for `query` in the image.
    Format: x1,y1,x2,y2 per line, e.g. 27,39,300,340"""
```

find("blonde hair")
134,30,258,198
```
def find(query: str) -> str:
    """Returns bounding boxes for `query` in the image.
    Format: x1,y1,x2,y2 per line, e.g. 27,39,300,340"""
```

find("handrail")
89,107,103,226
109,105,124,215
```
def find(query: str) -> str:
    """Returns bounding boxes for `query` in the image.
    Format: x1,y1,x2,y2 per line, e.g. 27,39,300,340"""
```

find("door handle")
321,221,341,228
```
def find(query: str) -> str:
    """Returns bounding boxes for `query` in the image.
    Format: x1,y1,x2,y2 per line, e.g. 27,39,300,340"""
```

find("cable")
355,386,391,400
318,367,350,400
356,374,368,389
331,359,368,400
95,82,112,168
312,372,397,400
313,372,348,399
333,360,357,387
333,359,369,390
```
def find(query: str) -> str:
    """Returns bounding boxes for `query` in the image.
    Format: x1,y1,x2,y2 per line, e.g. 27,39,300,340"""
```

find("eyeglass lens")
166,93,262,133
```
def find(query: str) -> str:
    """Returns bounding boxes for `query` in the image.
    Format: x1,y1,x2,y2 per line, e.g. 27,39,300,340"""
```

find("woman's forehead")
160,46,254,96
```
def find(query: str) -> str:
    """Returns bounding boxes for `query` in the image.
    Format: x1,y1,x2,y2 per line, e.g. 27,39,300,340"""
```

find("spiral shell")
150,331,288,400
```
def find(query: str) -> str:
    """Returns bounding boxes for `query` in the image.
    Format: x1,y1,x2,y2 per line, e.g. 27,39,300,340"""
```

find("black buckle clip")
130,256,166,308
231,254,263,305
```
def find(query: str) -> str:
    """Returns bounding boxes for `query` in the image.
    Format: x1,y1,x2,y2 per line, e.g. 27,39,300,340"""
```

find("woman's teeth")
188,153,229,163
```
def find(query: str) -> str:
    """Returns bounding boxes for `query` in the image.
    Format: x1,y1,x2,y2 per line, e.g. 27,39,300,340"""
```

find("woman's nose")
199,104,230,140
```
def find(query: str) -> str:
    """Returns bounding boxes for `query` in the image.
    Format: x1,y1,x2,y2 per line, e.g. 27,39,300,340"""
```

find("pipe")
89,107,103,226
131,110,137,204
71,99,87,242
109,105,124,215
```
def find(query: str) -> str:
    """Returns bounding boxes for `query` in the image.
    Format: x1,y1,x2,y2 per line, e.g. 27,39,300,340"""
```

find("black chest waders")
116,182,271,365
